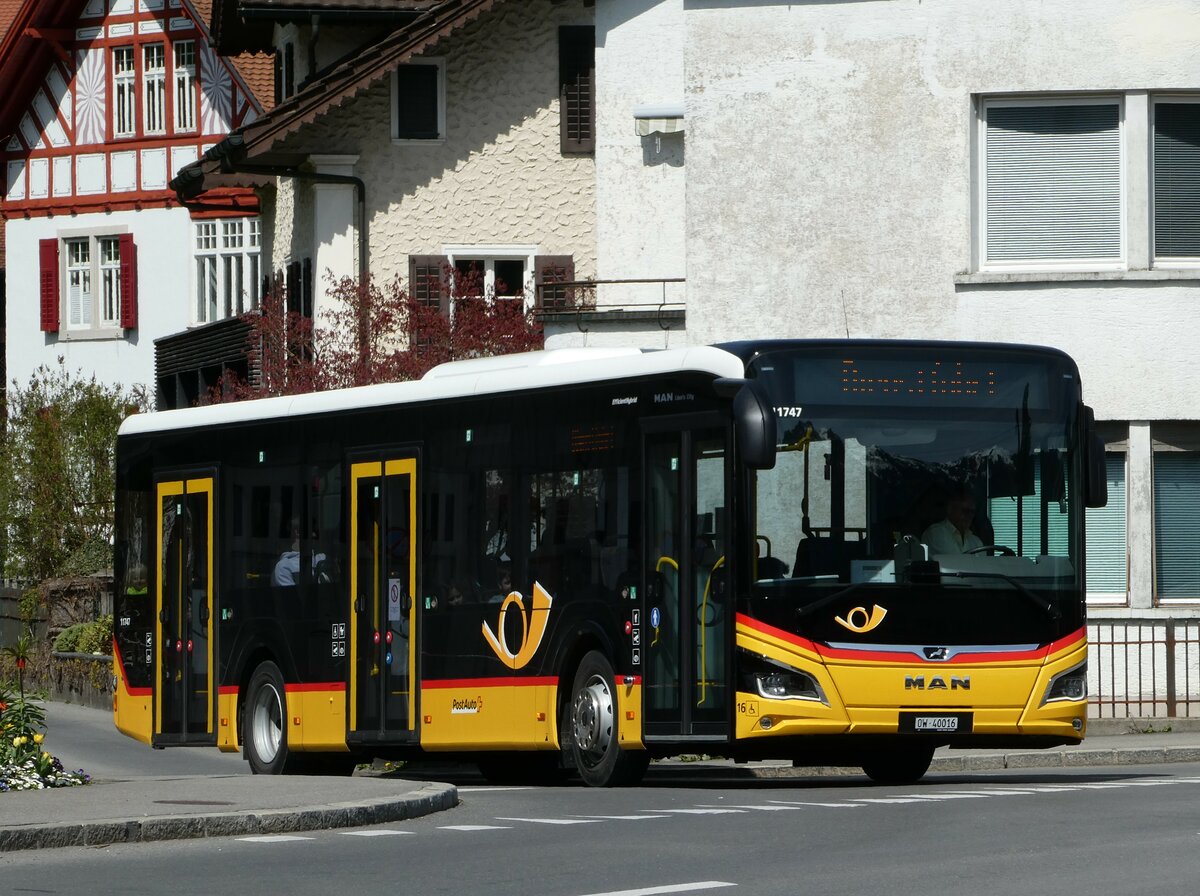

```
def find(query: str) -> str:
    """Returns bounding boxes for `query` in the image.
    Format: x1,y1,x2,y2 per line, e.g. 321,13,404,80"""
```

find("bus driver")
922,486,984,555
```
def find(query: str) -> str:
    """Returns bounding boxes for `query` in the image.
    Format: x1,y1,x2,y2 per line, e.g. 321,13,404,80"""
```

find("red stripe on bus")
422,677,560,689
285,682,347,693
736,613,821,653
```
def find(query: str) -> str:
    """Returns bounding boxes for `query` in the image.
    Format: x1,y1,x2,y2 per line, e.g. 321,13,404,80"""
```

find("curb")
0,782,457,853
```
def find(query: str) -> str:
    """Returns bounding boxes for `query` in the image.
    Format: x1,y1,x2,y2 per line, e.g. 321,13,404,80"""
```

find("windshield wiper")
939,570,1062,621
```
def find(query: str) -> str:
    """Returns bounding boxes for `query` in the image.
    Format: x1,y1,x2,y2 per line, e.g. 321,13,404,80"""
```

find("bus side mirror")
1083,406,1108,509
718,378,776,470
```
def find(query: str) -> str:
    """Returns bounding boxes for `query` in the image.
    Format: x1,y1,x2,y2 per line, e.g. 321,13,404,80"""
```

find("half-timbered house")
0,0,271,404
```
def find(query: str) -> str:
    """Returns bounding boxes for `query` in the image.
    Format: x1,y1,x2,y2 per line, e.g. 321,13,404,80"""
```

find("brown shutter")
118,233,138,329
286,260,301,316
534,255,575,311
408,254,449,315
559,26,595,154
39,238,59,333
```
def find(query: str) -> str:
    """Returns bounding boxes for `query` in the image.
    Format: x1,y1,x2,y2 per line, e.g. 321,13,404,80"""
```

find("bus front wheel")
861,746,935,785
567,651,648,787
245,661,290,775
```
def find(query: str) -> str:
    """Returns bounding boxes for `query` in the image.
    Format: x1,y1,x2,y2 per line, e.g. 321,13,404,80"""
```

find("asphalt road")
7,711,1200,896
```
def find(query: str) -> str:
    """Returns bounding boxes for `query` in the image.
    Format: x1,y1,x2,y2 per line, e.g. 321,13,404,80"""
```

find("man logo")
482,582,553,669
834,604,887,634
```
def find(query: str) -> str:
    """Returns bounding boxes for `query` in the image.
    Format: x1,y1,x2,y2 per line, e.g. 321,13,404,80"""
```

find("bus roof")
119,345,747,437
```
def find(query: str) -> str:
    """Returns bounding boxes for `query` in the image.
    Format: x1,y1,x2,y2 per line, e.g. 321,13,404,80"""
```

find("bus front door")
348,457,418,744
154,475,216,745
643,420,732,742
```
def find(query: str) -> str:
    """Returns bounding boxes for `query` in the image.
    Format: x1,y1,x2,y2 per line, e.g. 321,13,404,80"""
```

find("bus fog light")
1043,662,1087,705
759,716,774,730
1072,718,1083,732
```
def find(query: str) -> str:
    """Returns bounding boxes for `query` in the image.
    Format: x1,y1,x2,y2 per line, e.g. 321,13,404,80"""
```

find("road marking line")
573,815,673,821
577,881,736,896
458,786,535,793
645,808,748,815
697,804,804,811
767,800,864,809
439,824,512,831
850,797,939,804
495,817,602,825
339,830,414,837
236,835,314,843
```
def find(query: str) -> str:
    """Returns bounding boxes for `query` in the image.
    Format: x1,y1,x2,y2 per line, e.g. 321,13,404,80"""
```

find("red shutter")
119,233,138,329
39,238,60,333
534,255,576,311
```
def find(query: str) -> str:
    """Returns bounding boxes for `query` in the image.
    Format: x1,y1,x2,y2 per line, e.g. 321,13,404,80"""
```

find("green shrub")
77,616,113,655
53,624,85,653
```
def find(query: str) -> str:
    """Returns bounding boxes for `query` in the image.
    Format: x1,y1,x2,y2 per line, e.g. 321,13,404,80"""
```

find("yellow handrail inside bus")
652,556,678,646
697,555,725,707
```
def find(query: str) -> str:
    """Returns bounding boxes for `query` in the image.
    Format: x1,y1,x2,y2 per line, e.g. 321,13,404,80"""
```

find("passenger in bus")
273,520,326,586
921,486,984,555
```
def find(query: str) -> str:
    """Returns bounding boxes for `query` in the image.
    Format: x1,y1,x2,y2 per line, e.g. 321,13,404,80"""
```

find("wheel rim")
251,682,283,764
572,673,614,769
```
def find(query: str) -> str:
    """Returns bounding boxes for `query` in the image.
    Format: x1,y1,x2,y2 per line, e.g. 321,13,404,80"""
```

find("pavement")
4,720,1200,853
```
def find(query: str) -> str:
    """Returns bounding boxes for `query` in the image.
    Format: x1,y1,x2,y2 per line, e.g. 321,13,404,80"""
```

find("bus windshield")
747,345,1085,636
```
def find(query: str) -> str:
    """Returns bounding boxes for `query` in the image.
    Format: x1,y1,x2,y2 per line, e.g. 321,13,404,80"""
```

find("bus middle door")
153,474,216,746
642,417,732,743
348,456,418,745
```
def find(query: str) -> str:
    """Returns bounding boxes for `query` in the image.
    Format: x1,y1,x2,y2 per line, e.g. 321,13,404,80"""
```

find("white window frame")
113,46,136,137
194,218,262,324
173,40,197,133
1150,94,1200,269
976,94,1127,273
143,43,166,136
57,228,128,338
391,58,446,144
443,244,537,309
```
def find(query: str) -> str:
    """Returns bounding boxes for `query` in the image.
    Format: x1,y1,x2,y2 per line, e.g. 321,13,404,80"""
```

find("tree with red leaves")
209,264,544,403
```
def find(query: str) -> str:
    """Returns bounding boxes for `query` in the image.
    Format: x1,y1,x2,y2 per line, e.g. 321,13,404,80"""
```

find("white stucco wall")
268,0,596,302
5,207,194,396
595,0,687,310
683,0,1200,421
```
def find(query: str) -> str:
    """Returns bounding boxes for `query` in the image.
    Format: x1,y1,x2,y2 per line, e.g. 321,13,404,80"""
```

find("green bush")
77,616,113,655
52,617,112,655
53,624,84,653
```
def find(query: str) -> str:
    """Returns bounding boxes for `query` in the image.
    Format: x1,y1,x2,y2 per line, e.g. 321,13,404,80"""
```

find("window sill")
392,137,445,147
58,327,126,342
956,269,1200,286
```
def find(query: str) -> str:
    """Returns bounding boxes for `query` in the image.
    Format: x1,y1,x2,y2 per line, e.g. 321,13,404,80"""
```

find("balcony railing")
1089,619,1200,719
535,277,685,316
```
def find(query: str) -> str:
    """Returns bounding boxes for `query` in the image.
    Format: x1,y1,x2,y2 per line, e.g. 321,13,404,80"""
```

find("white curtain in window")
985,103,1121,263
1087,453,1128,598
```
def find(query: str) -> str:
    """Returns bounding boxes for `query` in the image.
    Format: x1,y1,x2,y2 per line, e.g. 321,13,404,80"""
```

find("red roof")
0,0,23,47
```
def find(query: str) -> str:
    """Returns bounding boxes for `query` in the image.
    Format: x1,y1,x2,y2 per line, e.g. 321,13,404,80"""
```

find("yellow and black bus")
113,339,1106,785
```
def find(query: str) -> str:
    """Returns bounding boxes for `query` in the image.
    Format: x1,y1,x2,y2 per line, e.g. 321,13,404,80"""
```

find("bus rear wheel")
861,746,935,785
245,661,290,775
567,651,648,787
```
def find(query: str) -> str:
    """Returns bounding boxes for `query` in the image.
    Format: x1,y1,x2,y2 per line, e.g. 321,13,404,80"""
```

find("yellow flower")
42,751,51,760
33,733,44,744
12,736,22,747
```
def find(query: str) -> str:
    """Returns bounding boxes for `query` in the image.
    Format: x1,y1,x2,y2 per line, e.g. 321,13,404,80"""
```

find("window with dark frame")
395,64,441,140
559,26,595,154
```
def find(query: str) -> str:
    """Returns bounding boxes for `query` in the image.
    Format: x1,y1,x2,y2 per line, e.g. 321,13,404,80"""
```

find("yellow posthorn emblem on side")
482,582,554,669
835,604,888,633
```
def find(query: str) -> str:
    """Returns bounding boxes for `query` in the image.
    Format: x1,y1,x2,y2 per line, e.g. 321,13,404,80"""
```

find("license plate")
900,712,973,734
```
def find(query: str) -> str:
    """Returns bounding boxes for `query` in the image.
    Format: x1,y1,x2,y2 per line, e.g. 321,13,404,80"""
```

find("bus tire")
861,746,935,785
245,661,290,775
567,651,648,787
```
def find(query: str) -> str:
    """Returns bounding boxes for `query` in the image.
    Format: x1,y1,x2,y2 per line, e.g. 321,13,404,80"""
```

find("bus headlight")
1042,661,1087,705
740,650,827,704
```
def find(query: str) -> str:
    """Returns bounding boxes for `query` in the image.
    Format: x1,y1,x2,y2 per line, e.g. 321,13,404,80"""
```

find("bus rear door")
348,455,418,744
642,417,732,743
153,474,216,746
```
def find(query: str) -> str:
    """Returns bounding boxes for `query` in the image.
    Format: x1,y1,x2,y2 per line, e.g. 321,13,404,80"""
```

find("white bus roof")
119,345,746,437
